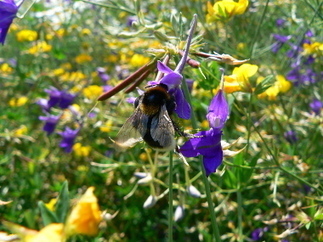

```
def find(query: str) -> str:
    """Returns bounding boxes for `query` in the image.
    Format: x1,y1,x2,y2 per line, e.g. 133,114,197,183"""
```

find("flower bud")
143,195,157,209
137,174,153,185
187,185,201,198
174,205,185,222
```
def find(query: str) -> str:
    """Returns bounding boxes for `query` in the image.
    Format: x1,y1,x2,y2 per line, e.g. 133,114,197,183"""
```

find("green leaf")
196,61,220,90
54,181,70,223
254,75,274,95
38,201,58,226
223,169,237,189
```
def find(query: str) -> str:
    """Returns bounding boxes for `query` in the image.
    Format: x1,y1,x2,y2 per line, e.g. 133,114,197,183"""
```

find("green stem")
168,151,174,242
201,161,221,241
237,190,243,242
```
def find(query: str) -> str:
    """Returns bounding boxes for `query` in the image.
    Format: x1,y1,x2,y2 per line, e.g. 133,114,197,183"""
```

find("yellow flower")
207,0,249,22
80,28,92,36
3,221,65,242
83,85,103,99
27,41,52,55
56,28,67,38
53,68,65,76
302,42,323,56
73,143,91,157
25,223,65,242
9,96,28,107
0,63,13,73
60,71,86,82
258,75,292,100
129,54,150,67
13,125,28,136
224,63,258,93
75,54,93,64
16,30,38,42
65,187,101,236
100,120,113,133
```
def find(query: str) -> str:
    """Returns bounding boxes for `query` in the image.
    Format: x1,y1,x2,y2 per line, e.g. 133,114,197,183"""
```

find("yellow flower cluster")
8,96,28,107
27,41,52,55
100,120,113,133
73,143,92,157
206,0,249,22
224,63,258,93
16,30,38,42
302,42,323,56
0,63,13,74
82,85,104,99
258,75,292,100
3,187,102,241
75,53,93,64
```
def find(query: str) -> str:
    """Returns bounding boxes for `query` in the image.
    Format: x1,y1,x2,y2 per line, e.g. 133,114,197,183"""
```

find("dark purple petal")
272,34,291,43
284,130,298,144
207,90,229,129
58,91,75,109
157,61,174,74
160,72,183,89
275,18,286,27
203,148,223,176
310,99,323,115
0,0,19,45
45,87,61,108
173,88,191,119
39,115,60,135
57,127,80,153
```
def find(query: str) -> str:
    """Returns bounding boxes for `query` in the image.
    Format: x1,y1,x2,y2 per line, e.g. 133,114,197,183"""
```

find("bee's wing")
114,106,148,149
150,105,175,147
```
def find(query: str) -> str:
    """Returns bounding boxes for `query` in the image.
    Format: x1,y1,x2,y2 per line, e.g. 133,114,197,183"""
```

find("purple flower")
96,67,110,83
284,130,298,144
57,127,80,153
58,91,76,109
36,98,50,112
309,99,323,115
275,18,286,27
206,89,229,129
180,128,223,176
39,115,60,135
251,227,268,241
271,34,291,53
126,16,137,27
44,87,75,109
156,61,191,119
0,0,20,45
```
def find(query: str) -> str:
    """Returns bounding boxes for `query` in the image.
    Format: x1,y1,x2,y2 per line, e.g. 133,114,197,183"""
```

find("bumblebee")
115,83,177,151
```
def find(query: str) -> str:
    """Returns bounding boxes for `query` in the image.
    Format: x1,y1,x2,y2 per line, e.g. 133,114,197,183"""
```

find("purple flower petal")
203,149,223,176
157,61,174,74
207,90,229,129
0,0,19,45
173,88,191,119
160,72,183,89
57,127,80,153
39,115,61,135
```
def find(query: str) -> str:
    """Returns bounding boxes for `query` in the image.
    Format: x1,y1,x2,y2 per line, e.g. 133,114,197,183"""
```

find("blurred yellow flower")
28,41,52,55
56,28,67,38
60,71,86,82
3,221,65,242
129,54,150,67
258,75,292,100
224,63,258,93
16,30,38,42
75,53,93,64
81,28,92,36
0,63,13,73
65,187,101,236
13,125,28,136
83,85,103,99
53,68,65,76
25,223,65,242
73,143,91,157
207,0,249,22
100,120,113,133
9,96,28,107
302,42,323,56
